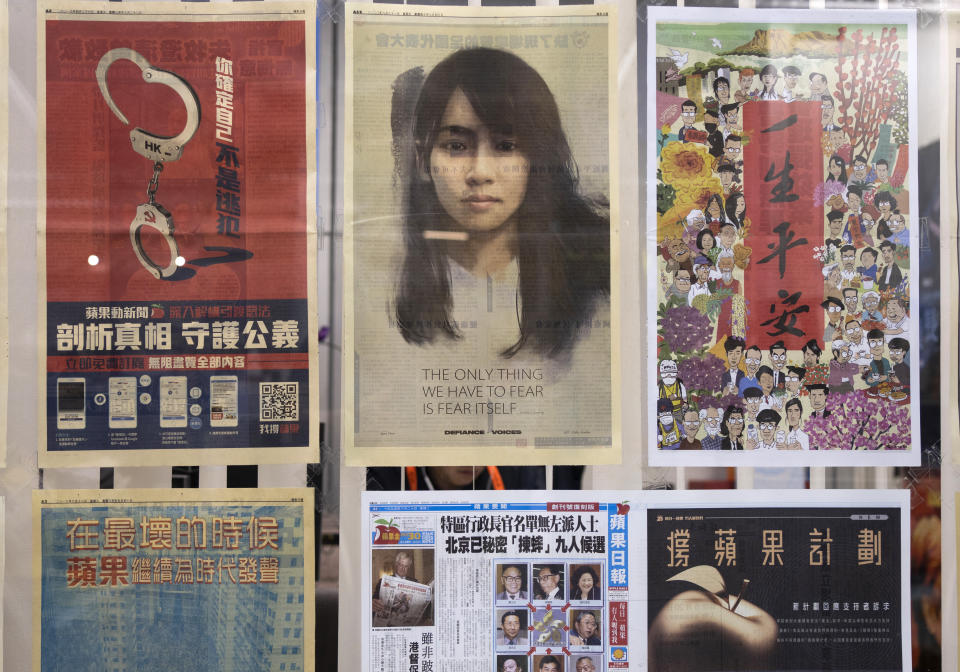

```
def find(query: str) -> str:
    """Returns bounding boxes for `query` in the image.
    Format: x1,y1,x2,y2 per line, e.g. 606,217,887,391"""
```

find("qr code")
259,382,299,421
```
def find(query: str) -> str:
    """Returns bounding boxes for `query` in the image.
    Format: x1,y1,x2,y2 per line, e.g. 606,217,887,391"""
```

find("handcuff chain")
146,161,164,205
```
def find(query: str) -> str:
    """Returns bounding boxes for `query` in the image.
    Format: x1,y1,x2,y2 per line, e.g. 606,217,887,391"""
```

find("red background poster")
743,101,823,351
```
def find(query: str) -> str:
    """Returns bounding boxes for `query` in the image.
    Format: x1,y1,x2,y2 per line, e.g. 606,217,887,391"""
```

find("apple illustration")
150,304,164,319
648,566,777,671
616,502,630,515
373,517,400,544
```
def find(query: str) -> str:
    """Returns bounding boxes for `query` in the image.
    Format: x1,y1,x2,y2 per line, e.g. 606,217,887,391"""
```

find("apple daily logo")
372,518,435,546
372,517,400,544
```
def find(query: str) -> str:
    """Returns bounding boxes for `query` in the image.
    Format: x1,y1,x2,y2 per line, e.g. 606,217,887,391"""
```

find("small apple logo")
373,517,400,544
150,304,164,319
649,565,777,671
616,501,630,515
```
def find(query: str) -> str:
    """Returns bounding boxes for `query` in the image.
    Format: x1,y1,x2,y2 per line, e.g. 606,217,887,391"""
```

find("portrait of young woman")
346,13,618,462
395,47,609,359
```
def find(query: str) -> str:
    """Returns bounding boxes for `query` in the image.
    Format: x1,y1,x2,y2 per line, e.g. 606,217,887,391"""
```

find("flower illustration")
661,305,712,355
804,391,910,450
678,355,726,395
660,142,714,186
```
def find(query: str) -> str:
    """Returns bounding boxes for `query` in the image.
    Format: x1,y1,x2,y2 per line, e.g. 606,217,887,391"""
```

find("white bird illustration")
711,37,722,49
669,48,688,69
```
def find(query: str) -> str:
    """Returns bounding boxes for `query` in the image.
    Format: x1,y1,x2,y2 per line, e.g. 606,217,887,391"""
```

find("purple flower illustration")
661,305,712,355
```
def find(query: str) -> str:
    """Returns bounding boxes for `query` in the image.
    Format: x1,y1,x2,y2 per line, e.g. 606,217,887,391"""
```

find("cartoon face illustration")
820,98,834,126
852,159,868,181
695,263,711,284
725,410,744,438
719,225,737,249
885,298,906,323
759,371,774,395
890,213,906,235
715,79,730,102
758,417,778,444
828,217,844,238
723,138,742,162
810,73,828,96
844,320,862,343
744,347,762,377
809,387,827,411
785,373,802,394
717,255,735,281
828,156,843,180
842,289,858,314
847,191,862,213
881,245,895,265
668,238,691,264
703,407,722,436
786,402,802,428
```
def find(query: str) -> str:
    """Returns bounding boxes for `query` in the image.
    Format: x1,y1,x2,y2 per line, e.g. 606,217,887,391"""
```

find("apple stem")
730,579,750,613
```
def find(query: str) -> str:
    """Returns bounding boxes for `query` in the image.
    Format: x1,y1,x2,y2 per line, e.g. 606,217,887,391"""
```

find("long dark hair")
826,154,847,183
724,192,746,228
704,193,725,222
759,64,778,97
721,405,744,437
395,48,609,358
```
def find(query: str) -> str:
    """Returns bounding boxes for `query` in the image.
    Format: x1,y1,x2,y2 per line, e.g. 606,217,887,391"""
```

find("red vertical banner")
743,102,824,351
609,600,628,645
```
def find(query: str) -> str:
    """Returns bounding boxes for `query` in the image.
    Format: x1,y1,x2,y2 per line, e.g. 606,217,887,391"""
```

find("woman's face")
735,196,745,216
700,232,715,251
878,200,892,215
762,71,776,86
578,572,594,594
428,88,530,233
829,159,841,178
707,199,721,217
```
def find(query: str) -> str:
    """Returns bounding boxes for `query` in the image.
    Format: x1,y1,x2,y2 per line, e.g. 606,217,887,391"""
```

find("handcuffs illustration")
96,48,201,279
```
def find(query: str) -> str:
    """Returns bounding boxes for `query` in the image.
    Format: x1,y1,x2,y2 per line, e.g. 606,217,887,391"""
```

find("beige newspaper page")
344,5,621,466
33,487,314,672
0,0,8,469
945,13,960,465
36,1,319,467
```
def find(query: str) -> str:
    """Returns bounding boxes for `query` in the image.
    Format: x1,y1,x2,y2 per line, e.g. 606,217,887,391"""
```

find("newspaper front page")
33,488,314,672
344,5,620,466
362,489,910,672
37,1,319,467
647,9,920,467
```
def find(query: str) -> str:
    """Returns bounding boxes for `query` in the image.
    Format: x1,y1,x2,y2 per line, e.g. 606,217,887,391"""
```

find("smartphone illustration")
210,375,239,427
159,376,188,428
108,377,138,429
56,378,86,430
